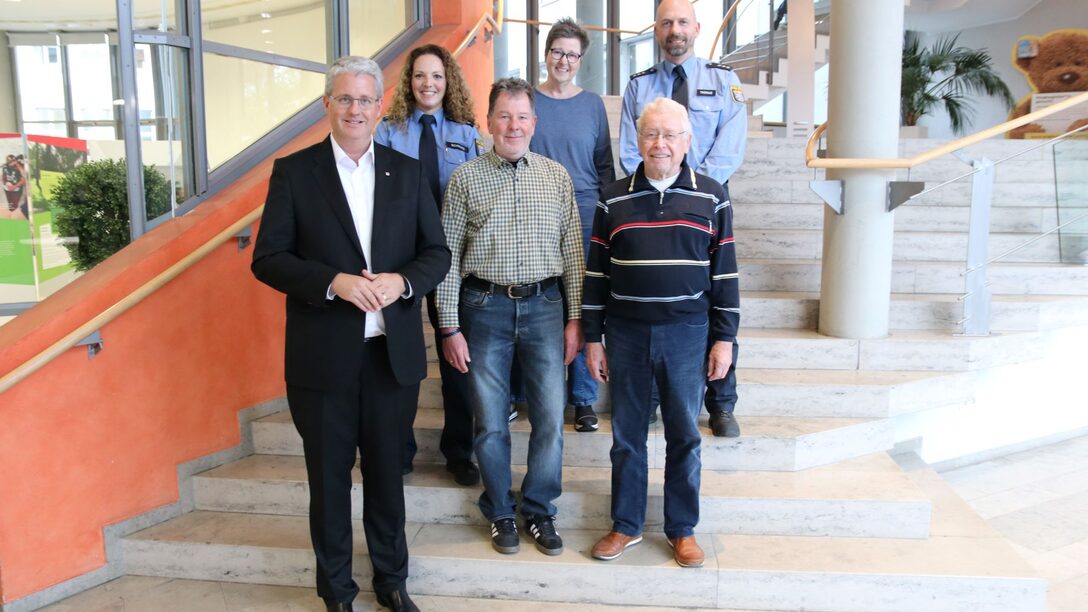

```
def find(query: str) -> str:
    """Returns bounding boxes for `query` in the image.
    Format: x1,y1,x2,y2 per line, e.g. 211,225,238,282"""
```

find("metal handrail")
804,90,1088,169
453,0,504,58
967,211,1088,276
909,123,1088,203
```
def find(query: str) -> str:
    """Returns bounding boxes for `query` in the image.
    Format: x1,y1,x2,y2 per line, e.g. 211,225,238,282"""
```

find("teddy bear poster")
1007,28,1088,139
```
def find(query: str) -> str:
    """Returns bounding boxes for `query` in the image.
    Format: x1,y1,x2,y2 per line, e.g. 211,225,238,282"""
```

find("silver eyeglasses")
638,130,688,143
330,95,378,109
548,48,583,63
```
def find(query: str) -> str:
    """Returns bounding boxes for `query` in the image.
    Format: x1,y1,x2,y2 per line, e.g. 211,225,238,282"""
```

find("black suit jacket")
252,137,450,389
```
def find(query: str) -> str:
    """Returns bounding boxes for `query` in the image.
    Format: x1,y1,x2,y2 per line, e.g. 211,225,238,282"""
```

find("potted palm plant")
901,32,1015,137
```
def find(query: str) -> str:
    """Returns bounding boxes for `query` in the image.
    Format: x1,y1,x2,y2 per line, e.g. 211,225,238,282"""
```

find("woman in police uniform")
374,44,482,485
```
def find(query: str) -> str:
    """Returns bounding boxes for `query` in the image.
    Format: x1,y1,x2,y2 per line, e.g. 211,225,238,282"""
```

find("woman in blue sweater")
531,18,616,432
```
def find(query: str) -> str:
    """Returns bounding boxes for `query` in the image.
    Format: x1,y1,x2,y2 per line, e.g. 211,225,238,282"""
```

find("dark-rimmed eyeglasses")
548,48,583,63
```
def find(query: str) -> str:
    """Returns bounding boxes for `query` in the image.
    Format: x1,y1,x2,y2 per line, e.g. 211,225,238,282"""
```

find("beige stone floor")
40,435,1088,611
940,434,1088,612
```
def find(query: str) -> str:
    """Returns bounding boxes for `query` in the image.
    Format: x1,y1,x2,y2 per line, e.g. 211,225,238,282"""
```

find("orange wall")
0,2,494,604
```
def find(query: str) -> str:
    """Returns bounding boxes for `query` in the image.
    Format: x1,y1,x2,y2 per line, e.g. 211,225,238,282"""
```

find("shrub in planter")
52,159,172,271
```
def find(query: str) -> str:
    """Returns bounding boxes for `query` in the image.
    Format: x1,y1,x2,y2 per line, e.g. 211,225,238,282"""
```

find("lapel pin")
384,171,390,176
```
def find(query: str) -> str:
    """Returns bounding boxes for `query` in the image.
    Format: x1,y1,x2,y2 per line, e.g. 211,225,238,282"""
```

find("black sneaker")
574,405,599,432
490,518,520,554
525,515,563,555
709,411,740,437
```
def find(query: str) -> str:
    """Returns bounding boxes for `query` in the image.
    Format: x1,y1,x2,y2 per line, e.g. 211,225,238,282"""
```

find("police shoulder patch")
707,62,734,71
630,67,657,79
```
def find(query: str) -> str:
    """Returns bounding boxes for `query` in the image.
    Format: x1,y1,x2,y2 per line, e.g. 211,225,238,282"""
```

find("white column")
818,0,904,339
785,0,815,137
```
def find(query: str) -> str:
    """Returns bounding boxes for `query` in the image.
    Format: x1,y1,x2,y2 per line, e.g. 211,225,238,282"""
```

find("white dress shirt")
330,135,384,338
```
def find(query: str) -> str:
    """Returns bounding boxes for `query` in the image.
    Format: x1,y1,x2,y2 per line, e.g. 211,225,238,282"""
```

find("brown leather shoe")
591,531,643,560
668,536,705,567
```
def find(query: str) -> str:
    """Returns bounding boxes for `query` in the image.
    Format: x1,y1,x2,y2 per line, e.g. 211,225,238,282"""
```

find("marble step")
736,328,1047,372
732,202,1059,234
122,511,1044,612
252,408,893,472
193,453,931,539
734,291,1088,331
733,228,1060,263
413,368,977,419
738,258,1088,296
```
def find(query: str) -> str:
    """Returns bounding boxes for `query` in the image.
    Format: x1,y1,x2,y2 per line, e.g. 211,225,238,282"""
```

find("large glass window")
0,0,422,319
350,0,418,57
537,0,609,94
12,45,66,135
133,0,186,33
203,53,325,169
495,0,529,80
202,0,327,64
140,44,194,217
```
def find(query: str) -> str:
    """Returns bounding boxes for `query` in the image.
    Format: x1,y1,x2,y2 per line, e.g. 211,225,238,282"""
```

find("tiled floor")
941,434,1088,612
40,435,1088,611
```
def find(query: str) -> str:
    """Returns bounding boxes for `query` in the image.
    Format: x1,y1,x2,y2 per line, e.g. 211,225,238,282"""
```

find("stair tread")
198,453,929,503
125,511,1035,580
256,407,880,439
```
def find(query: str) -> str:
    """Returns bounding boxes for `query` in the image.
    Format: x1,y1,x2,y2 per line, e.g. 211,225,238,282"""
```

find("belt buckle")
506,284,521,299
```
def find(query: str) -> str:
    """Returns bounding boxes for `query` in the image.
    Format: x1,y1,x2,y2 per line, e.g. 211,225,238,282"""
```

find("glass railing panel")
1054,138,1088,264
202,0,327,64
203,53,324,170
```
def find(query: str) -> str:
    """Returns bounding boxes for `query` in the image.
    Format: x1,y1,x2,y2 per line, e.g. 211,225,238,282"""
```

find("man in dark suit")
252,55,449,612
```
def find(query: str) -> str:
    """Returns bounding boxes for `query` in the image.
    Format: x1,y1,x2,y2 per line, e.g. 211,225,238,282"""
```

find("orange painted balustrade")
0,1,493,604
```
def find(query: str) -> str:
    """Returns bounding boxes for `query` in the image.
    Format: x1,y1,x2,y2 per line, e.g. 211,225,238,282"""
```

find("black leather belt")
362,335,386,343
463,275,559,299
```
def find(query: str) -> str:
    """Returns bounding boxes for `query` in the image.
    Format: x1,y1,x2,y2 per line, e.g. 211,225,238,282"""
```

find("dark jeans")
651,340,739,414
607,316,706,539
403,294,474,468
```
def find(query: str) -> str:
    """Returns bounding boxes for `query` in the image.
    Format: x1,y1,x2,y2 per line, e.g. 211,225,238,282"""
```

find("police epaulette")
707,62,733,71
630,67,657,79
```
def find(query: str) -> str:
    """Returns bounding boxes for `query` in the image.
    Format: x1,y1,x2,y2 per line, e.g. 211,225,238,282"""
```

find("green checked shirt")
437,149,584,328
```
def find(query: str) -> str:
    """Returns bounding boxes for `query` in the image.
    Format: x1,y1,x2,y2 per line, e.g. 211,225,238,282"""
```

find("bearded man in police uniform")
618,0,747,438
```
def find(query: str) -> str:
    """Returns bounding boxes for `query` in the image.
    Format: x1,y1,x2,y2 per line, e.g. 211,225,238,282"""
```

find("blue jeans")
459,281,566,521
567,347,598,406
606,315,706,539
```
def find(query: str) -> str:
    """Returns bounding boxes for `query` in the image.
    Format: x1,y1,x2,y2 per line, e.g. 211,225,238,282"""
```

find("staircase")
114,137,1088,610
718,1,832,110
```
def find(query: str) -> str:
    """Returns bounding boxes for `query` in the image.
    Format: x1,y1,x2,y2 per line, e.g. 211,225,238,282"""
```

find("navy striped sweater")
581,160,740,343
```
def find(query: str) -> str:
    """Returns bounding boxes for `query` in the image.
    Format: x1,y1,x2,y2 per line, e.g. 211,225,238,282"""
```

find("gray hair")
325,56,383,97
488,77,535,115
635,97,692,134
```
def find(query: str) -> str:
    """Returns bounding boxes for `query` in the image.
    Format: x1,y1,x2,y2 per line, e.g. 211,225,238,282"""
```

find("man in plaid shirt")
436,78,584,557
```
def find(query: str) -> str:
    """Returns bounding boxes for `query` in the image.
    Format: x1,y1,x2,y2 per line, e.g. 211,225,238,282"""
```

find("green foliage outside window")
52,159,172,271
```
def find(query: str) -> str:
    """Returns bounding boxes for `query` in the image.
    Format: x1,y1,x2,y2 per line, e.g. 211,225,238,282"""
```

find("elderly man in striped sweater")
583,97,740,568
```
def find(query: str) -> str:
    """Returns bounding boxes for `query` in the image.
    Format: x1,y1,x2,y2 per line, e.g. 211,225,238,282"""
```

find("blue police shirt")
619,55,747,185
373,107,482,193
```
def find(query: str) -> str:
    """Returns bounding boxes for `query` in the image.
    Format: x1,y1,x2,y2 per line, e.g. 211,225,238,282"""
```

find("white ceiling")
904,0,1046,32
